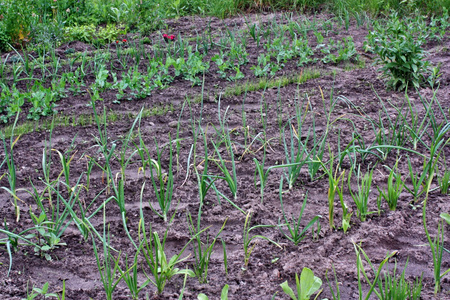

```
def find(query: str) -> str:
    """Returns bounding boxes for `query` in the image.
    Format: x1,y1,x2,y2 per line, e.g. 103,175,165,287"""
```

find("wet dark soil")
1,12,450,300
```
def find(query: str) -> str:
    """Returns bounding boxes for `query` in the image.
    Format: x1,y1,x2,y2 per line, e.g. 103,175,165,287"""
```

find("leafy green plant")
441,213,450,225
366,12,431,90
321,37,358,64
64,24,96,43
212,50,233,78
278,177,320,245
64,69,86,95
377,160,405,211
21,282,58,300
267,35,294,65
64,24,126,45
0,26,11,52
27,84,57,120
280,267,323,300
166,47,209,86
227,66,245,82
27,207,67,261
251,54,279,77
229,40,249,66
184,49,210,85
0,83,26,123
140,221,206,294
292,38,315,66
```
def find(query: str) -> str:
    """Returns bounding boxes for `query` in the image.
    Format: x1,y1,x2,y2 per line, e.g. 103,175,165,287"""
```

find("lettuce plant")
280,267,323,300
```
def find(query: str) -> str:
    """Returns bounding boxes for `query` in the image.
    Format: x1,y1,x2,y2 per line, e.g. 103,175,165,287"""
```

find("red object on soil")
163,34,175,42
122,39,127,42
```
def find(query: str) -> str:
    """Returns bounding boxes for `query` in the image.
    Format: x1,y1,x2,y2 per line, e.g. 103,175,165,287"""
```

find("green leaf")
221,284,229,300
177,269,195,277
280,280,298,300
441,213,450,225
197,294,209,300
300,267,322,300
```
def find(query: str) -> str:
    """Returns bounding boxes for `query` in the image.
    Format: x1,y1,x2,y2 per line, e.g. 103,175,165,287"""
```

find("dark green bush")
365,12,432,91
0,26,11,52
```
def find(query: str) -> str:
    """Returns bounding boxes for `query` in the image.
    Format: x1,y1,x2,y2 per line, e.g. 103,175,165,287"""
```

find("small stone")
272,269,280,278
168,121,178,128
212,205,222,214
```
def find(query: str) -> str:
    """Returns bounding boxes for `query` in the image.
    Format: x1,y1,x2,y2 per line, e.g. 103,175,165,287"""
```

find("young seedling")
242,212,281,268
314,154,346,230
25,282,58,300
90,94,141,249
422,123,450,293
378,259,422,300
140,223,207,294
211,128,238,200
254,156,307,204
325,264,341,300
221,238,228,276
348,166,375,222
197,284,229,300
278,177,320,245
403,156,427,202
282,118,313,190
0,112,20,221
52,147,76,194
377,159,405,211
353,242,398,300
148,136,175,222
92,205,135,300
119,244,148,300
438,167,450,195
187,210,227,283
280,267,323,300
138,183,208,295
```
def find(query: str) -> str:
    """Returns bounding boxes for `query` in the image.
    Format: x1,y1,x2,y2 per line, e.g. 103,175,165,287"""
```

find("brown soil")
1,12,450,300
